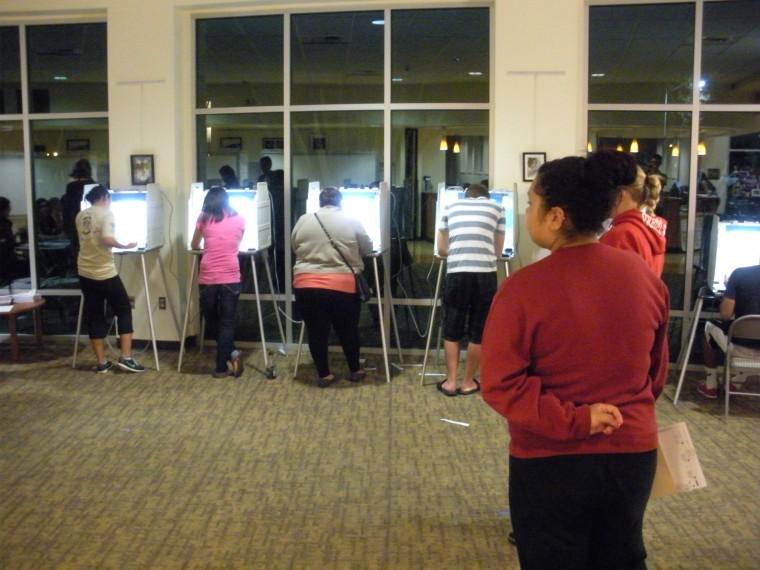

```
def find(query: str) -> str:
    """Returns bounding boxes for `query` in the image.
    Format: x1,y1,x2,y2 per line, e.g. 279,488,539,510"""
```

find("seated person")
699,262,760,398
0,197,19,286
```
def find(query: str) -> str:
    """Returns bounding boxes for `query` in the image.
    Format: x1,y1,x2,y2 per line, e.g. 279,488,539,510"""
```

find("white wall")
0,0,587,340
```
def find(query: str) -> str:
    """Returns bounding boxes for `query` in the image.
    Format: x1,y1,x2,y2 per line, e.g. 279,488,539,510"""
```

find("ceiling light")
672,145,680,157
615,144,624,152
630,138,639,153
440,137,448,151
453,141,461,154
591,73,605,78
206,126,212,144
587,141,593,153
468,71,483,76
54,75,67,81
391,77,403,82
52,151,58,157
371,19,384,25
698,141,707,156
699,79,706,90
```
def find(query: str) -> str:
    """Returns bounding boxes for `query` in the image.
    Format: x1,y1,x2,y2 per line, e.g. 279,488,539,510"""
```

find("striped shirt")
440,197,505,273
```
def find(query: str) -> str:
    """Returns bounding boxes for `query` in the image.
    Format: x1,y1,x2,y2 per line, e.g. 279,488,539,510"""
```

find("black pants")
442,272,497,344
509,450,657,570
295,287,361,378
80,275,133,339
199,283,241,373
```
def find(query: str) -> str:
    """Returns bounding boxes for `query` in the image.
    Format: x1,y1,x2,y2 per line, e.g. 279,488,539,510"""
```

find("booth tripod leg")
673,296,704,405
263,254,287,353
177,255,198,372
72,292,84,368
140,252,160,371
251,253,274,379
157,253,181,339
373,255,391,384
420,260,445,386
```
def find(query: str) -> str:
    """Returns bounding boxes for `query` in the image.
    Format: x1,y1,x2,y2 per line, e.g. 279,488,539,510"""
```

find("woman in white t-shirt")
76,185,144,373
191,187,246,378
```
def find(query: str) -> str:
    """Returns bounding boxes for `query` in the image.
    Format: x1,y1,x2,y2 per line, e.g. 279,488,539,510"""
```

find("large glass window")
588,4,695,104
0,27,21,114
391,8,488,103
31,117,109,289
390,110,489,309
196,16,283,109
26,23,107,113
588,111,692,310
291,11,383,105
701,1,760,104
0,121,30,292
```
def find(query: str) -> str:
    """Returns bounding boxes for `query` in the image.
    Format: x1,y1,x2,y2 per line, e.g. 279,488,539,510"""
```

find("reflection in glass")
701,1,760,104
390,110,489,306
699,113,760,221
391,8,489,103
589,4,695,104
27,23,107,113
196,16,283,108
291,11,383,105
196,113,285,294
0,121,30,291
31,118,109,289
588,111,691,309
0,27,21,114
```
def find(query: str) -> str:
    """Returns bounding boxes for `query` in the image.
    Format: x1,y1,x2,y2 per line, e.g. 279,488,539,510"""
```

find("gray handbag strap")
314,212,357,277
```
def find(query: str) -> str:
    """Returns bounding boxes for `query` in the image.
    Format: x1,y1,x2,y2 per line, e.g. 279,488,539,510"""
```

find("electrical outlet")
159,297,166,310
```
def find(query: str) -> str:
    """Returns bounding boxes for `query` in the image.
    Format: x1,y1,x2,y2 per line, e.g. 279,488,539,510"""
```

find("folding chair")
724,315,760,418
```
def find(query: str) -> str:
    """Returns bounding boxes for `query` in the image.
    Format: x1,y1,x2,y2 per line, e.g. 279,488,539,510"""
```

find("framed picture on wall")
523,152,546,182
262,137,284,153
66,138,90,152
220,137,243,151
311,135,327,151
131,154,155,185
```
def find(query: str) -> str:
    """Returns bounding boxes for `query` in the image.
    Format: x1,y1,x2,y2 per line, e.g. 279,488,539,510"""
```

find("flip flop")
458,379,480,396
436,380,458,397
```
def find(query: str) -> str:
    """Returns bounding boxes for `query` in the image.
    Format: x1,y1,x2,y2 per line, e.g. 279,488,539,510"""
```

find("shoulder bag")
314,213,372,302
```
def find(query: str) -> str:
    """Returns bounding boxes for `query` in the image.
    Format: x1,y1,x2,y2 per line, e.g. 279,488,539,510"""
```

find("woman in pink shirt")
191,187,246,378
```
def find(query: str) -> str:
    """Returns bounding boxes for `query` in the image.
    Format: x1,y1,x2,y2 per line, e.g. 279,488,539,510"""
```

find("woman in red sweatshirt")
481,152,670,569
601,161,668,276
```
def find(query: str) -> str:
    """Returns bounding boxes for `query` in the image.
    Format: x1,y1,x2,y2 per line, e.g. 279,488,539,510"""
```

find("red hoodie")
600,209,667,276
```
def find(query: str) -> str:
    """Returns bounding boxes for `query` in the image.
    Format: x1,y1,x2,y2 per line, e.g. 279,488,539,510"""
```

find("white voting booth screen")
81,184,164,251
305,183,385,253
433,184,517,258
708,220,760,292
187,182,271,252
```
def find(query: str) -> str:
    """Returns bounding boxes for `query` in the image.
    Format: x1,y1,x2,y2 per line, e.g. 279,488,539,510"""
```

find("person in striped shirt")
436,183,506,396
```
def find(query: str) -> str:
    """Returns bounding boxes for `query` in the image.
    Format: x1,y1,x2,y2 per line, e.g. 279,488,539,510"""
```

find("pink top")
293,273,356,294
196,213,245,285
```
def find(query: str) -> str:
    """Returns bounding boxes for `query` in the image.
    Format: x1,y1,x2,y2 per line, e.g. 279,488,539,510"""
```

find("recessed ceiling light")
391,77,403,82
591,73,605,77
54,75,68,81
468,71,483,76
371,19,384,25
699,79,707,89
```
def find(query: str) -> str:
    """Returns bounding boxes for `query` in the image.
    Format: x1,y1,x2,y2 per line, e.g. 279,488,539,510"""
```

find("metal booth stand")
72,246,180,371
177,247,286,378
419,256,512,385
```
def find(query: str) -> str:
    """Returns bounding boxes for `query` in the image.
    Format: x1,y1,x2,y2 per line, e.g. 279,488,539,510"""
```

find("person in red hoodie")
481,152,670,569
601,161,668,276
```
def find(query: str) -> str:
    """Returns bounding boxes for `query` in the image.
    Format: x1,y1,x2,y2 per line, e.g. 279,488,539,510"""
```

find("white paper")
655,422,707,496
440,418,470,427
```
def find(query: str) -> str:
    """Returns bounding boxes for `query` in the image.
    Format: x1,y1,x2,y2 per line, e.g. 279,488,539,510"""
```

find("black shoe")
118,356,145,373
348,369,367,383
317,374,336,388
93,361,113,374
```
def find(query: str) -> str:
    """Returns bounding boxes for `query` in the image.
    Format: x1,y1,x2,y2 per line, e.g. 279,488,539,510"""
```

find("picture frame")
262,137,284,153
66,138,90,152
130,154,155,186
220,137,243,151
523,152,547,182
311,135,327,151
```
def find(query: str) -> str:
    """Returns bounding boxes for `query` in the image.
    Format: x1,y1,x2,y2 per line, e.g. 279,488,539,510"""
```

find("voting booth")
707,220,760,292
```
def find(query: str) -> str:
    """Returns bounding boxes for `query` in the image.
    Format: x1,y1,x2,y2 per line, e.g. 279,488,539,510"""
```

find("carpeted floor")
1,339,759,569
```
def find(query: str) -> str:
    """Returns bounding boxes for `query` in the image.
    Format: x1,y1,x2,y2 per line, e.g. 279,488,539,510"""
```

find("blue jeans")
199,282,241,372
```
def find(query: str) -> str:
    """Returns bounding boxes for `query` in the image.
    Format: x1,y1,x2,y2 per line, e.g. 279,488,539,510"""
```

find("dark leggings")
509,450,657,570
199,283,241,373
80,275,133,339
295,287,361,378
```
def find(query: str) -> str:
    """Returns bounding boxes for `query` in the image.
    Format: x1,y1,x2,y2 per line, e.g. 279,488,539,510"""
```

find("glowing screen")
711,221,760,291
306,186,382,253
